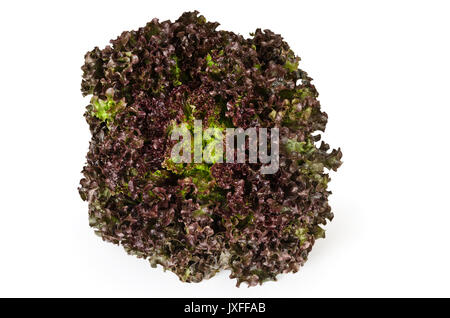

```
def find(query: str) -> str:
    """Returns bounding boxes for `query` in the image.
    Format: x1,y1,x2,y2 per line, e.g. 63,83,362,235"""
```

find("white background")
1,0,449,297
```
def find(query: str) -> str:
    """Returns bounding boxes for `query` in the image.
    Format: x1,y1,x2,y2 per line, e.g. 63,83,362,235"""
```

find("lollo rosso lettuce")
79,11,342,286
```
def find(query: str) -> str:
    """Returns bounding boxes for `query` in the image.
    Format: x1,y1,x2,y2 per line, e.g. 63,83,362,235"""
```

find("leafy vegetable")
79,11,342,286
